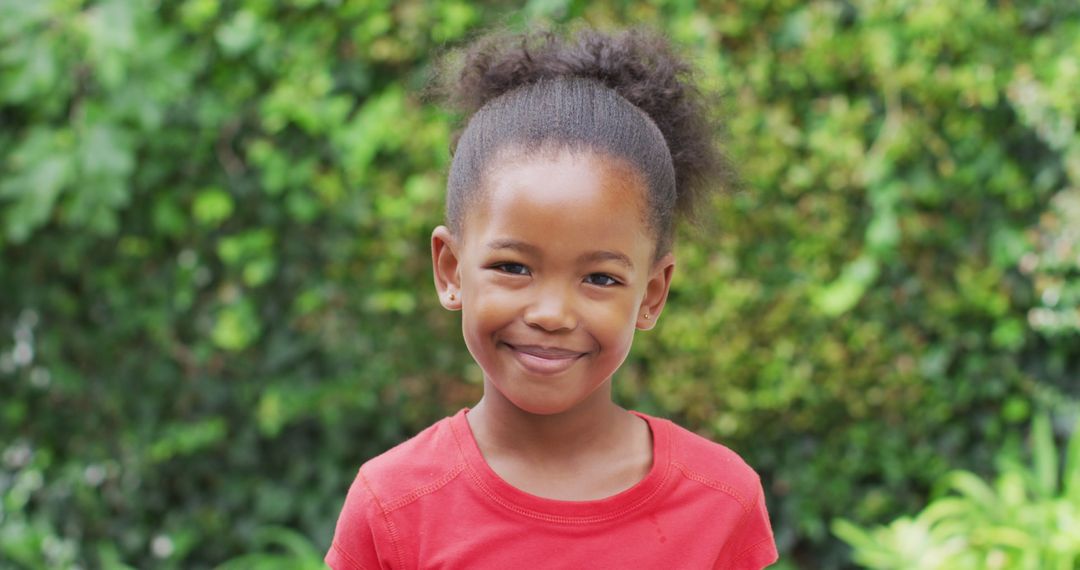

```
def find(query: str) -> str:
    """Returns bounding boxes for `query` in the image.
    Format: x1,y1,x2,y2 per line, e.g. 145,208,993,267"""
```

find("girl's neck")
466,379,653,501
466,378,638,463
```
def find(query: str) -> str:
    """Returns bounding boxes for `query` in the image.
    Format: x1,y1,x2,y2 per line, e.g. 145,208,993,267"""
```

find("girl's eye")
585,273,619,287
493,263,530,275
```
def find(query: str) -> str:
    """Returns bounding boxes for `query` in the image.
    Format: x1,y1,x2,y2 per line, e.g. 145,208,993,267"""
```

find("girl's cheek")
470,288,521,321
587,300,637,337
592,291,639,318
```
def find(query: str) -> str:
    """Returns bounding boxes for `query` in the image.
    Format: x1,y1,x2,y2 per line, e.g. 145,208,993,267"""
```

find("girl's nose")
522,288,577,332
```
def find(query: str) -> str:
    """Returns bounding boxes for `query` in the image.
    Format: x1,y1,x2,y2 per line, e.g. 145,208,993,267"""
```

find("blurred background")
2,0,1079,568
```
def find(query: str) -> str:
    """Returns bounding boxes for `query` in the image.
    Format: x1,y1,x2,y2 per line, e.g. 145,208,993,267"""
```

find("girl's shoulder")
357,409,469,503
639,412,764,505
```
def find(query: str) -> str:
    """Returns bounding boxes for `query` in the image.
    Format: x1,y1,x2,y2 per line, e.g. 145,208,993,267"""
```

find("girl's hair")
434,26,729,256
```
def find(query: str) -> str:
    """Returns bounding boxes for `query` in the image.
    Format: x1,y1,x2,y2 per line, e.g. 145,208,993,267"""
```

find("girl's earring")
644,313,650,319
449,293,456,301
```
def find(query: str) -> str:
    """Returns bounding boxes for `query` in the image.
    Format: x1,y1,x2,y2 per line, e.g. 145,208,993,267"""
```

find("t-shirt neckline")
449,408,672,522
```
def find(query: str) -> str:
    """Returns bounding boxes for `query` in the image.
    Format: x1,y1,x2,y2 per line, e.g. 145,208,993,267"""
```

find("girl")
327,26,777,569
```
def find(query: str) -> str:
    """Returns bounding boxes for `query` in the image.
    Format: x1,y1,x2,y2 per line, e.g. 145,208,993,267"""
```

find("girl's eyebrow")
487,238,633,270
578,250,634,270
487,238,539,254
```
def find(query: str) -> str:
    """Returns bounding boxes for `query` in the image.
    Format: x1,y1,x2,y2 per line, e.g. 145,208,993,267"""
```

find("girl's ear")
636,252,675,330
431,225,463,311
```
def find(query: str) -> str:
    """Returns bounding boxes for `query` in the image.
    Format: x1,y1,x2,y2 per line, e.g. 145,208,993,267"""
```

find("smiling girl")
327,27,777,569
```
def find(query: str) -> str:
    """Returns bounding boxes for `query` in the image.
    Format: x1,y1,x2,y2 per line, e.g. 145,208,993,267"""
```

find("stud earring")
644,313,650,319
449,293,456,301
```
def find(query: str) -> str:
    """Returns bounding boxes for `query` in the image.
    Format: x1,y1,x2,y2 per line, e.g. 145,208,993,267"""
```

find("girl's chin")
507,400,578,416
492,381,613,417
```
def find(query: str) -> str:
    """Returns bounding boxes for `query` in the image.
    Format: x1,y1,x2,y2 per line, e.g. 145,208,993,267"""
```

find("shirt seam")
330,540,369,570
712,488,763,566
671,460,753,513
381,462,467,512
359,469,405,570
461,463,671,524
731,536,777,563
449,413,672,524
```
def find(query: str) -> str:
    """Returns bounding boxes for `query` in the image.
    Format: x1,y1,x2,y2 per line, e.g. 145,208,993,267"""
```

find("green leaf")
1065,415,1080,503
179,0,220,30
211,297,262,351
0,35,60,103
813,254,880,316
1032,413,1058,499
945,471,997,513
148,417,227,462
193,187,235,227
1,128,74,242
832,519,897,568
215,9,259,56
152,195,188,237
214,527,324,570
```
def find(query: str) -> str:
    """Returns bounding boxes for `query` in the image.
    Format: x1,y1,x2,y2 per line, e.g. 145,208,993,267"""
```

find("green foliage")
215,527,325,570
834,413,1080,569
1,0,1078,567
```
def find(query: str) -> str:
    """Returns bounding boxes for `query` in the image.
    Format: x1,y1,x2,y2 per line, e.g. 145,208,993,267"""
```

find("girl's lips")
503,343,585,375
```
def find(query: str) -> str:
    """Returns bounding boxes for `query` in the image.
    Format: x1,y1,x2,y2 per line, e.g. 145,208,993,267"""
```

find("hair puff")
434,25,732,220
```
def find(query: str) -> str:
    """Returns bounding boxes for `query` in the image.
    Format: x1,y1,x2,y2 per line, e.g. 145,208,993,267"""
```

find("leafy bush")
834,413,1080,569
215,527,325,570
2,0,1078,567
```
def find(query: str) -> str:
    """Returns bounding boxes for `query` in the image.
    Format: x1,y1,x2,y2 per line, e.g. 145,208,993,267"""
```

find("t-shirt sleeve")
713,481,779,570
325,470,394,570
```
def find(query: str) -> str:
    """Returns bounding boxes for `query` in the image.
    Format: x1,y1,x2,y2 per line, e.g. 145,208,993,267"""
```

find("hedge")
2,0,1077,567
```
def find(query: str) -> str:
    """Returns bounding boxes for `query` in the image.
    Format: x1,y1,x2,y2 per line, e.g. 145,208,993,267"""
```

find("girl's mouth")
502,343,586,375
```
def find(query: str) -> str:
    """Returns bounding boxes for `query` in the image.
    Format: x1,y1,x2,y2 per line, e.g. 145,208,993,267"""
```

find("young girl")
327,27,777,569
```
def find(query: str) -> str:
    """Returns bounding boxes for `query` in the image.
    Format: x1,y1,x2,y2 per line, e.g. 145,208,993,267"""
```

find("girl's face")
431,150,674,416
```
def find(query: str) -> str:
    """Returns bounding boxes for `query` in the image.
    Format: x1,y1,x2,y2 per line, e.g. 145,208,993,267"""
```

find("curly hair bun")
435,26,729,252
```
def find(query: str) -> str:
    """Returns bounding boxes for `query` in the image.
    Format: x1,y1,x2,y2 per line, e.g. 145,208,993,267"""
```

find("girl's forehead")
461,150,656,259
481,149,649,216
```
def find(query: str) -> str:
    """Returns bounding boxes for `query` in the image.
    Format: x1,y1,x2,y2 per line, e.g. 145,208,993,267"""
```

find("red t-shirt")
326,409,777,569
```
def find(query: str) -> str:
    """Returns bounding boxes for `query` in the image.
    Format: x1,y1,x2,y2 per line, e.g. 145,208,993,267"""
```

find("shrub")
2,0,1078,567
834,413,1080,569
